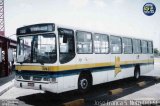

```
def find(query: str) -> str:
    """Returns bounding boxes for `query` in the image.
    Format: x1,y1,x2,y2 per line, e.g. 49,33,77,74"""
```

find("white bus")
15,23,154,93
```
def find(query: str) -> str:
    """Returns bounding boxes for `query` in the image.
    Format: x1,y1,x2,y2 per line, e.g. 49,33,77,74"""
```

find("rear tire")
78,73,92,93
134,66,140,80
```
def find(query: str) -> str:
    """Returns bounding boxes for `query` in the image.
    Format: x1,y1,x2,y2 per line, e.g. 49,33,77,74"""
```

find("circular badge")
143,3,156,16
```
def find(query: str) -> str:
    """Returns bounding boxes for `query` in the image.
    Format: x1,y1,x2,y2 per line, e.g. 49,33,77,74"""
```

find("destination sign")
16,23,55,35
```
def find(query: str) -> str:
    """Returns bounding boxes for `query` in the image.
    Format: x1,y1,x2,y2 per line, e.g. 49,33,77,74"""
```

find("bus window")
93,33,109,54
133,39,141,54
148,41,153,54
76,31,92,54
58,28,75,64
141,40,148,54
110,36,122,54
122,37,132,54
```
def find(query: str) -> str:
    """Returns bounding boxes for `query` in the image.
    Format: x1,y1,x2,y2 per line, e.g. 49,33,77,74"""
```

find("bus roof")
56,23,152,42
17,23,152,42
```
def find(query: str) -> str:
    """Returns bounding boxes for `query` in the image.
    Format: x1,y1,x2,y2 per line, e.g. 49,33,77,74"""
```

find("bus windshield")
17,34,57,64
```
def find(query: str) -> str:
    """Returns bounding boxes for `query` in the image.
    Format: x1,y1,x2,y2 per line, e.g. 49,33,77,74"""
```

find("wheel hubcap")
136,72,139,79
80,79,88,89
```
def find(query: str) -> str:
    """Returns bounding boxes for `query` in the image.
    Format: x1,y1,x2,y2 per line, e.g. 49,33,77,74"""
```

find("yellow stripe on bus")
15,59,154,72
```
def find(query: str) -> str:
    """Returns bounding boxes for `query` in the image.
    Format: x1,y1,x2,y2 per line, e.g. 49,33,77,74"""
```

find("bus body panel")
118,54,134,79
15,23,154,93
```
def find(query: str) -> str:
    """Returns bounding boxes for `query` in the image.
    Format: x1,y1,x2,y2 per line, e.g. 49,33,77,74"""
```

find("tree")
154,48,159,56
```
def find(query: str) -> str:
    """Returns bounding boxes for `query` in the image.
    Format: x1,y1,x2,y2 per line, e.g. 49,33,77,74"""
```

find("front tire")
78,74,91,93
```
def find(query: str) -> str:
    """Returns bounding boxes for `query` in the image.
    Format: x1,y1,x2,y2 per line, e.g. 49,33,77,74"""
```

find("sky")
4,0,160,49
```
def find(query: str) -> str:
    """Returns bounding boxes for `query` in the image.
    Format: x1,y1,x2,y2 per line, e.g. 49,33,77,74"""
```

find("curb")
137,81,146,87
63,99,85,106
108,88,123,95
0,79,14,96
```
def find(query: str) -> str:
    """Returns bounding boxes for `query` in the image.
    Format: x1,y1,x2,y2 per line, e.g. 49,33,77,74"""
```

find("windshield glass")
17,34,57,63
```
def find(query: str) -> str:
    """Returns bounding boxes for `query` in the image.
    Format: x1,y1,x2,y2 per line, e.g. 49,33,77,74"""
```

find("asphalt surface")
1,76,157,106
0,63,160,106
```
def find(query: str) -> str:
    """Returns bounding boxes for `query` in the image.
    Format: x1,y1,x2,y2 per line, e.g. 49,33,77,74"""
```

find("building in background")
0,0,17,77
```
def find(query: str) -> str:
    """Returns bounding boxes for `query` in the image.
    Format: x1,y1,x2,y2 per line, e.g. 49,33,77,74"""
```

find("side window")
148,41,153,54
93,33,109,53
58,28,75,64
76,31,92,54
133,39,141,54
110,36,122,54
122,38,132,54
141,40,148,54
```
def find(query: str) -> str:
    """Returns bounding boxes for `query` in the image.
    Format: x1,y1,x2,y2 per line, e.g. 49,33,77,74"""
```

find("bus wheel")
78,73,91,93
134,66,140,80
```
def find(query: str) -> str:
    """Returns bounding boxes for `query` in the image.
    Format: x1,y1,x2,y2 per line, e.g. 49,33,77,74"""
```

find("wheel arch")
78,70,93,85
134,64,140,72
134,64,141,79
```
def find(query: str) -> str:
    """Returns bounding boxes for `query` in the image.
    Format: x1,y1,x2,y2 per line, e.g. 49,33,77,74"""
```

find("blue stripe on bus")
16,63,153,78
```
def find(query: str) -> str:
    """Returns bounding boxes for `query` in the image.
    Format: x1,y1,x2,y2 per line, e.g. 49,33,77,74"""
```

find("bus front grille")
33,76,42,81
22,75,30,80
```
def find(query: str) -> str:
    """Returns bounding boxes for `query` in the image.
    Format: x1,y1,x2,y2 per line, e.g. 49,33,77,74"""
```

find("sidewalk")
0,71,15,96
0,71,15,86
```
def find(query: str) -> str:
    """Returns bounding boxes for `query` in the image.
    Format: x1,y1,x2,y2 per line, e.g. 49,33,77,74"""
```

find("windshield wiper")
39,59,44,65
40,62,44,65
20,62,23,65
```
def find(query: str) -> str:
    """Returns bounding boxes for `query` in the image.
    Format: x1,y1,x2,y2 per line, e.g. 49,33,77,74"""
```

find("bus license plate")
28,82,34,87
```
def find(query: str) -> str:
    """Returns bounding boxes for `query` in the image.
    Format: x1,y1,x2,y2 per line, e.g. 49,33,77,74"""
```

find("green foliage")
154,48,160,56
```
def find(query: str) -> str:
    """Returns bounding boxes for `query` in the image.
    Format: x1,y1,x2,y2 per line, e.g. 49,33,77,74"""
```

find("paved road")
0,62,160,106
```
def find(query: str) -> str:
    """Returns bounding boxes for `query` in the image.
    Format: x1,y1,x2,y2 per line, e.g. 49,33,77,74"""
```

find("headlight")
43,77,50,81
50,78,57,83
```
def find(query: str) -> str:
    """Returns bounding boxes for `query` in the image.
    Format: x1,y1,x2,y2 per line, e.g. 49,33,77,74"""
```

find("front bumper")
14,80,58,93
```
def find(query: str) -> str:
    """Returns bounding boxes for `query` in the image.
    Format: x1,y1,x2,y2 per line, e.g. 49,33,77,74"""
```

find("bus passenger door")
58,28,77,92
